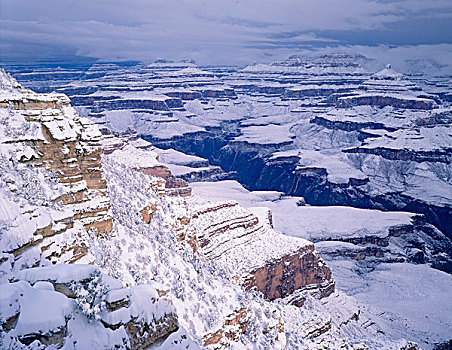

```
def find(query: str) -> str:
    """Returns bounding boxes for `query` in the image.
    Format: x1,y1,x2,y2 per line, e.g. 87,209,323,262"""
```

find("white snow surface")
271,149,367,184
13,283,73,335
109,144,161,169
17,264,99,284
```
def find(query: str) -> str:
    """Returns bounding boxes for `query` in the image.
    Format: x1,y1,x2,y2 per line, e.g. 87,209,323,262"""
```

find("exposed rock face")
330,65,438,110
92,96,183,111
4,57,444,349
182,201,334,305
141,166,192,197
50,57,443,246
151,128,452,241
203,307,250,348
0,72,198,349
0,69,112,267
316,214,452,274
103,138,193,197
103,138,335,307
140,203,158,224
243,246,334,306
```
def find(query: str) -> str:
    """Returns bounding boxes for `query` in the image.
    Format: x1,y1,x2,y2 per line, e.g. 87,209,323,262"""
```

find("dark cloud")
0,0,451,65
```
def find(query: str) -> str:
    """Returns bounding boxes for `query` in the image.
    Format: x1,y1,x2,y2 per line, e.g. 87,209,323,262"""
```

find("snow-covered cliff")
1,66,439,349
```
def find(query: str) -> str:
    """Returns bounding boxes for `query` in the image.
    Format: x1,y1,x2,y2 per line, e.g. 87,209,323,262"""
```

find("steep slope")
190,179,452,348
0,68,195,349
102,135,335,306
0,68,112,269
1,66,432,349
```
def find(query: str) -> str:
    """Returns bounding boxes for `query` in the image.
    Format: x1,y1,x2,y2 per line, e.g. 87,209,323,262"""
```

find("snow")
17,264,99,284
105,288,130,304
271,149,367,184
0,281,23,321
42,119,78,141
190,180,415,241
101,284,175,327
32,281,55,291
191,179,452,349
156,326,201,349
277,206,414,241
101,110,136,133
333,262,452,349
0,193,54,253
164,163,218,177
153,147,207,167
338,92,435,104
234,123,296,145
65,312,129,349
2,58,452,349
371,65,405,81
173,67,214,76
359,125,451,152
14,283,72,335
109,144,161,169
130,284,175,321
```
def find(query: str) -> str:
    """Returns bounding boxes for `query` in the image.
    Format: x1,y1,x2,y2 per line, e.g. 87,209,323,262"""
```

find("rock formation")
0,69,112,269
1,264,180,349
2,61,441,348
0,69,192,349
179,201,334,305
104,138,335,306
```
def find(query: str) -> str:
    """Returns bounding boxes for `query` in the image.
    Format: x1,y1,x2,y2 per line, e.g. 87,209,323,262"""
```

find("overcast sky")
1,0,452,69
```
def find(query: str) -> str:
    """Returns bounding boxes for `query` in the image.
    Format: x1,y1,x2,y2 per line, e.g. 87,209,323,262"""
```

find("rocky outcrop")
242,246,334,306
329,65,438,110
150,130,452,241
105,140,193,198
199,87,236,99
203,307,250,348
1,264,179,349
94,96,183,111
285,86,354,99
180,201,334,305
315,214,452,274
343,146,451,164
0,69,112,267
141,166,192,197
333,94,436,110
165,90,203,100
311,115,393,133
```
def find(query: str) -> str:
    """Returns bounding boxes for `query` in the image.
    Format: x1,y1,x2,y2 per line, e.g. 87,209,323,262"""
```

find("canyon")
1,53,451,349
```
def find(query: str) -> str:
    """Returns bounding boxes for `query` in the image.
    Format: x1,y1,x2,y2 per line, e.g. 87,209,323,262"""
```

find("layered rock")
105,139,192,197
5,58,448,348
314,212,452,273
181,201,334,305
101,137,335,307
330,65,438,109
0,69,112,267
203,307,251,348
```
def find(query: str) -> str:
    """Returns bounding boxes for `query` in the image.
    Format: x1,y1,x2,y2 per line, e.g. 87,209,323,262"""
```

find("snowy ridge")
2,64,448,349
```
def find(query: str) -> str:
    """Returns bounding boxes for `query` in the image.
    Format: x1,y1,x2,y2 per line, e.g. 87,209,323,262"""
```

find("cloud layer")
1,0,451,66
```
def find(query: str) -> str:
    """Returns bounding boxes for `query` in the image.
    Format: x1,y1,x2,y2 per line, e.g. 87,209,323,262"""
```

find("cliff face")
103,136,335,306
177,200,334,305
1,67,431,349
0,72,334,347
103,136,193,197
0,70,194,349
0,69,112,268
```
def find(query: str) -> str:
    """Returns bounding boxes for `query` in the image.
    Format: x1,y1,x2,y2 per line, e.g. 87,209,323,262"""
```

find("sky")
1,0,452,70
